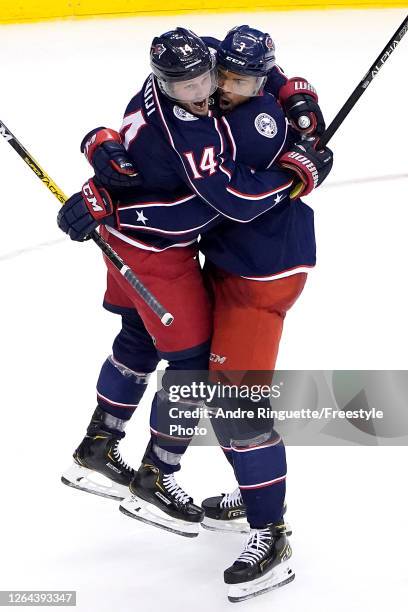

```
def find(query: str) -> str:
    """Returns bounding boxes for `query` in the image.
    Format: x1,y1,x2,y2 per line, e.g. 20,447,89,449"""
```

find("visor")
157,66,218,103
217,69,267,97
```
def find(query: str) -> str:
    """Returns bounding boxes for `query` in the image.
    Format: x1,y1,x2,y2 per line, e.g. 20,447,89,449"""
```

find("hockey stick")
319,14,408,147
0,120,174,327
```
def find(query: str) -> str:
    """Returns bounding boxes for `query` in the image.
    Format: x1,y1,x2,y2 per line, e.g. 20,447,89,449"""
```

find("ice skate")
201,488,289,534
224,522,295,602
201,487,249,533
61,407,134,501
120,460,204,538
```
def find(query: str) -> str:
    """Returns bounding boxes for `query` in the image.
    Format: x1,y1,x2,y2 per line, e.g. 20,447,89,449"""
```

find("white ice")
0,8,407,612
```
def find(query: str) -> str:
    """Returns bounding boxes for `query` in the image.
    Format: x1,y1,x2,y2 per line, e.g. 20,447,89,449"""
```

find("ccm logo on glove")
82,179,113,219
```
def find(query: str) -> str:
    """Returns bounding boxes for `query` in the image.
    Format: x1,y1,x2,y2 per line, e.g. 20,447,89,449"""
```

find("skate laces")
220,487,243,509
236,528,272,565
162,473,191,504
112,441,133,472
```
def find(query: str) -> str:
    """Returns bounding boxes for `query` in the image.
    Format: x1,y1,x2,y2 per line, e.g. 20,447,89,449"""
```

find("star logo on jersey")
254,113,278,139
274,193,285,205
136,210,148,225
152,44,166,58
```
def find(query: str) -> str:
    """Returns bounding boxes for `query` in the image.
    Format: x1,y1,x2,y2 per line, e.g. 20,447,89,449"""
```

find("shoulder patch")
173,105,198,122
254,113,278,139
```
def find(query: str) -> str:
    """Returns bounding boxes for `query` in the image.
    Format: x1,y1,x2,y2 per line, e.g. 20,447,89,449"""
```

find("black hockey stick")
0,120,174,326
320,14,408,147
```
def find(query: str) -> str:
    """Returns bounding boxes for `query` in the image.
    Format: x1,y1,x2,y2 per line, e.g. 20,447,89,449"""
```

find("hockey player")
195,26,332,601
201,25,324,532
57,28,331,539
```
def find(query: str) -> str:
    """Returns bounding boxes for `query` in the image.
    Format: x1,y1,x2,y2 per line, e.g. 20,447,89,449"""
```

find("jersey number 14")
184,147,218,179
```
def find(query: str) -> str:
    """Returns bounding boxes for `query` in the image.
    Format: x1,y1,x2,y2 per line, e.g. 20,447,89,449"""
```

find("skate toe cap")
224,562,255,585
186,503,205,523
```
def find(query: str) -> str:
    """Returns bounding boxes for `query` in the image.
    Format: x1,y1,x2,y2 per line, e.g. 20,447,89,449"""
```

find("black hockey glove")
81,127,141,190
57,178,115,241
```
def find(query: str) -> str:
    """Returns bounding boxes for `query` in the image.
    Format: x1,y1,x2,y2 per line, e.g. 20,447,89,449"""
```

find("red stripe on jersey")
226,179,293,201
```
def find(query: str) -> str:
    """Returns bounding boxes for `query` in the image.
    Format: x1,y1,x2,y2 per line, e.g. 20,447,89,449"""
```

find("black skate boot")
119,459,204,538
202,488,288,534
61,406,135,501
224,522,294,602
202,487,248,533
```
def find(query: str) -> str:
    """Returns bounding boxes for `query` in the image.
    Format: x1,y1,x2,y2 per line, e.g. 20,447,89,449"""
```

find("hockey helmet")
217,25,276,96
150,28,217,102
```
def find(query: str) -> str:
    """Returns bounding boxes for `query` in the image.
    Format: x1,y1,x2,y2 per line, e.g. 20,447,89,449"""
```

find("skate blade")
227,561,295,603
119,494,200,538
201,516,249,534
61,463,129,501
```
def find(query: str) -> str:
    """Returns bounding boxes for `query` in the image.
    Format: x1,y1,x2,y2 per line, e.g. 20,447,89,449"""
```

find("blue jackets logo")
255,113,278,139
173,105,198,121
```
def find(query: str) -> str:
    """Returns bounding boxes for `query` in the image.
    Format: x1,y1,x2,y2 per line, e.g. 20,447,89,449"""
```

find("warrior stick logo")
0,123,13,142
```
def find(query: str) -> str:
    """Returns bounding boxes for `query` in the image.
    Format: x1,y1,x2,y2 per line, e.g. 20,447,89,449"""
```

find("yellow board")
1,1,407,25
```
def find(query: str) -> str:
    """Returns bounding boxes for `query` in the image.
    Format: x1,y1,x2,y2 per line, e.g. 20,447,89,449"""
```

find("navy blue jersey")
199,94,316,278
108,74,295,251
109,74,315,277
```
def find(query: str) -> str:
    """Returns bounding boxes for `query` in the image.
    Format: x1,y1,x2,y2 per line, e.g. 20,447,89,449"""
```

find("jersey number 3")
184,147,218,179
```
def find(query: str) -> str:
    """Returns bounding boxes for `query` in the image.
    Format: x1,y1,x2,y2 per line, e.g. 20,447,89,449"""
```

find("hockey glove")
57,178,115,241
279,78,325,137
81,127,141,189
279,137,333,198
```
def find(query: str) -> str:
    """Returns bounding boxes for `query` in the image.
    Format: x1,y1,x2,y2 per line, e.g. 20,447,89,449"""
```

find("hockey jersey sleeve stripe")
120,215,219,235
266,120,288,169
118,194,197,210
213,116,225,156
226,179,293,200
220,116,237,161
152,78,176,147
219,162,233,179
105,226,196,252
